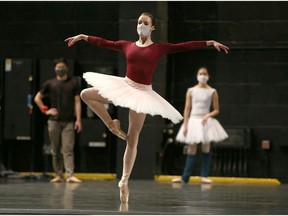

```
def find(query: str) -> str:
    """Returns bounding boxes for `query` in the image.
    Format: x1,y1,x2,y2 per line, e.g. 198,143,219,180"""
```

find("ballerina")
65,12,229,203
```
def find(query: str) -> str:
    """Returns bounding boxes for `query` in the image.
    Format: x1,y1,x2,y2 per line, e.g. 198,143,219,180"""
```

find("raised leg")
80,87,126,140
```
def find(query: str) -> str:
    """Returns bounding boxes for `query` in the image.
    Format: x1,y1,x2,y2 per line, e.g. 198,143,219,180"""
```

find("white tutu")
83,72,183,124
176,115,228,145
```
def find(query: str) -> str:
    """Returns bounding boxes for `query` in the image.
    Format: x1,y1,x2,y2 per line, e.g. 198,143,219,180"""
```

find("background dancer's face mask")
137,23,151,37
197,75,209,84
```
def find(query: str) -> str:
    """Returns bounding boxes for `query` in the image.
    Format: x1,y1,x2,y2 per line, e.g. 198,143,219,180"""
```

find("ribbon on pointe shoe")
106,119,127,140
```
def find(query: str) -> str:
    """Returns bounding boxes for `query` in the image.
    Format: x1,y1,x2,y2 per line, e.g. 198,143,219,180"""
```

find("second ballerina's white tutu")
176,86,228,145
83,72,183,124
176,116,228,144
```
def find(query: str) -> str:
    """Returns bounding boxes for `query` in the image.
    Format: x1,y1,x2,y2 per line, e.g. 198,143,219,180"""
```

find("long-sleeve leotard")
87,36,207,85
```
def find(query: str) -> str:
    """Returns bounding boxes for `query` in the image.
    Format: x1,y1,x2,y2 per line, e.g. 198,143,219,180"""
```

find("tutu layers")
83,72,183,124
176,115,228,145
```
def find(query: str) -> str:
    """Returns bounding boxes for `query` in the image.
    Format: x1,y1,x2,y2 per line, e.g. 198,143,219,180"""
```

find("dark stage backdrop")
167,2,288,182
1,1,288,182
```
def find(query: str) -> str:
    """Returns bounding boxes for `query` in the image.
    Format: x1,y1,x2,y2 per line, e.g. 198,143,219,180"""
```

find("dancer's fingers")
64,37,73,42
64,37,78,47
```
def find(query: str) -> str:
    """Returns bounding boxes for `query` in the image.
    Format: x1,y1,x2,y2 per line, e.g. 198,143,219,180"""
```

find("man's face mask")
55,69,67,77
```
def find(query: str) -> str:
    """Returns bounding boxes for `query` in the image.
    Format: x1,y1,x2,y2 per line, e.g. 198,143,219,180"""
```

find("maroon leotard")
88,36,207,85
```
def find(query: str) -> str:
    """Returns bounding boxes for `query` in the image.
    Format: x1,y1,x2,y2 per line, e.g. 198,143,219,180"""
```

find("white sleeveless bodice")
176,86,228,144
189,87,216,116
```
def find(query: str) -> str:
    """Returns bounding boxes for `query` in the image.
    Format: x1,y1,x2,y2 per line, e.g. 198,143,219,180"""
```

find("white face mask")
137,24,151,37
197,75,209,84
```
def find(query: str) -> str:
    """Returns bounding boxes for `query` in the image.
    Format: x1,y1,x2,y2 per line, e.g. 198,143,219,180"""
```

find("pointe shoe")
118,181,129,203
201,177,212,184
107,119,127,140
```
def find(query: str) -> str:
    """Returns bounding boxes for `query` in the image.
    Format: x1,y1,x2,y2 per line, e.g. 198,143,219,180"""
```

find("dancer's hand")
202,115,210,126
207,40,229,54
183,126,188,137
64,34,88,47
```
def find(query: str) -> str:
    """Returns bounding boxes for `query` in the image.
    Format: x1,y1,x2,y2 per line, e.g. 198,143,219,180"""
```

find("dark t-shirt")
40,77,81,121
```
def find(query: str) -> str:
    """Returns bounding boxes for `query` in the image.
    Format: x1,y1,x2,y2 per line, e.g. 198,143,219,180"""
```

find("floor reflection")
119,203,129,212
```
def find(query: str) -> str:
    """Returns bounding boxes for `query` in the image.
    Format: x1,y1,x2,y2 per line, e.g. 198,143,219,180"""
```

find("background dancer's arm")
183,89,192,137
202,91,220,125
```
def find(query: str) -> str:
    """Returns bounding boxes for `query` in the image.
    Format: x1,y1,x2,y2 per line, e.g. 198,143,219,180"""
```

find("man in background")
34,57,82,183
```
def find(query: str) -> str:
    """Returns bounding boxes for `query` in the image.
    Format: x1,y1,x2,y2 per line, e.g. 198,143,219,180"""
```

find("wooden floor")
0,177,287,215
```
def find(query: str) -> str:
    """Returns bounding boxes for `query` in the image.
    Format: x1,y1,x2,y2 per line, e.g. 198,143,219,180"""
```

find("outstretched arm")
161,40,229,55
64,34,88,47
206,40,229,54
64,34,126,52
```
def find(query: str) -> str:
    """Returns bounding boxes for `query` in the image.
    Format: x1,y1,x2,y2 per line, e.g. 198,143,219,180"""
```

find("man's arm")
34,92,48,114
74,95,82,133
